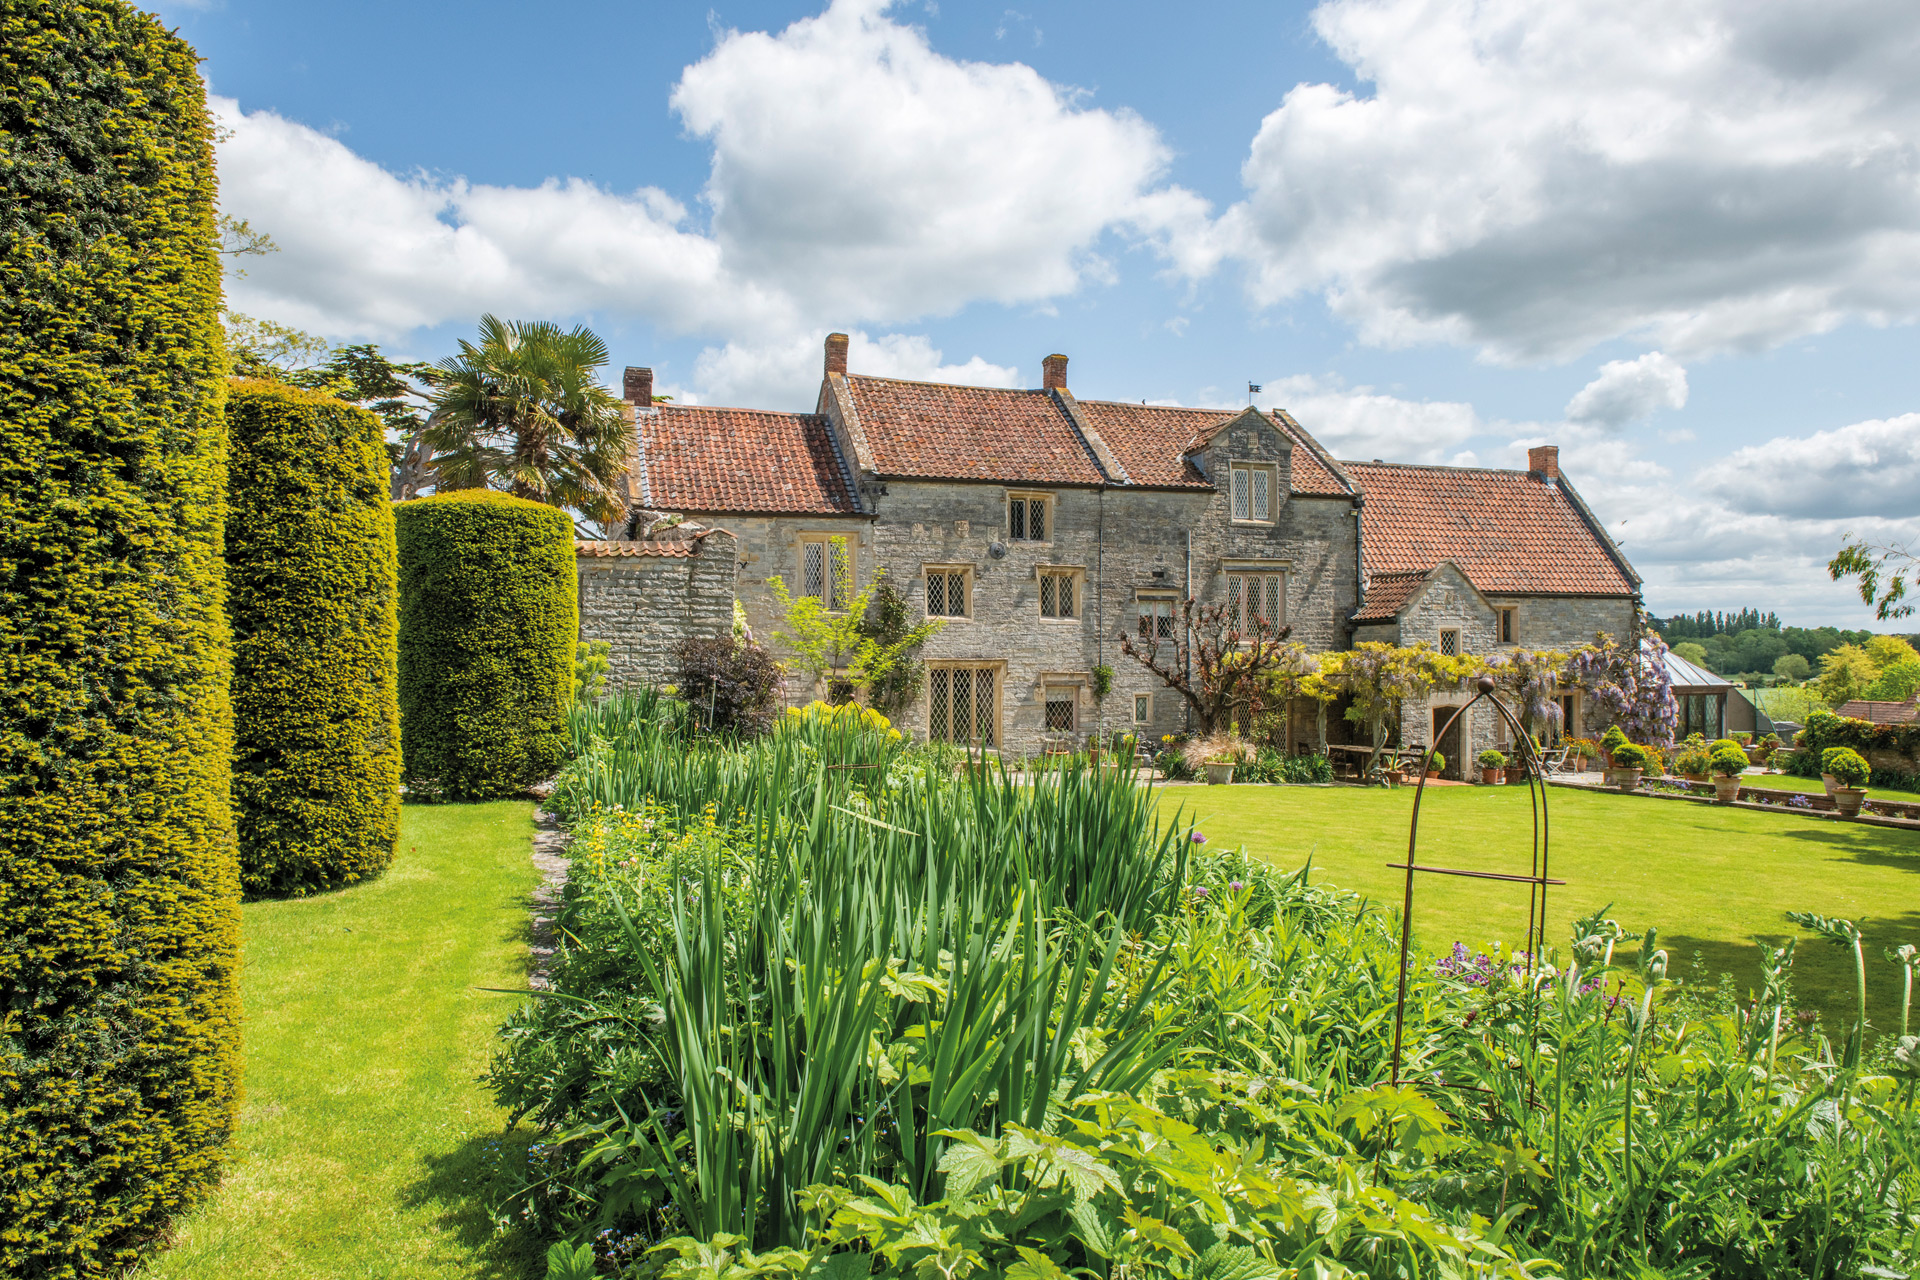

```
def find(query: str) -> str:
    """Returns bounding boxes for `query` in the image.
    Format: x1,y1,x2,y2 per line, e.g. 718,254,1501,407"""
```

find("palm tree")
424,315,635,521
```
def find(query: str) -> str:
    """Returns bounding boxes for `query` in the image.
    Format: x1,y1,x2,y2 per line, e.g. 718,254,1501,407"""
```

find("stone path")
528,807,571,991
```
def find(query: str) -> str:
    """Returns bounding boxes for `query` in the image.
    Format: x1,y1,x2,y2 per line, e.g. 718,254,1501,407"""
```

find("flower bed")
497,697,1920,1278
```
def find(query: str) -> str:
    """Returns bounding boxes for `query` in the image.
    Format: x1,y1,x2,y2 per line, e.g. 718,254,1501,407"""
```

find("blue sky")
159,0,1920,625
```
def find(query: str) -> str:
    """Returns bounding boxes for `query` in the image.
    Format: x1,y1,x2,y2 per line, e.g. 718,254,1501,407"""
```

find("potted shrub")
1600,725,1629,766
1824,747,1871,817
1566,737,1602,772
1477,747,1507,785
1708,743,1749,803
1606,742,1648,789
1183,733,1249,785
1674,741,1712,783
1758,732,1783,767
1426,750,1446,780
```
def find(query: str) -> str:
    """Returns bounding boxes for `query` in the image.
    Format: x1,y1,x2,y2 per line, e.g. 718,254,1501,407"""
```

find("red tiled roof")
1073,400,1354,495
1835,698,1920,725
1352,569,1429,621
844,376,1106,485
640,405,858,515
1346,461,1635,598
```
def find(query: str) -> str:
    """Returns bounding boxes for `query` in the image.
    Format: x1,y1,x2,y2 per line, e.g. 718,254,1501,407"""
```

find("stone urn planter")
1833,786,1867,818
1712,775,1742,804
1683,772,1708,784
1203,760,1236,785
1821,773,1839,796
1605,767,1643,790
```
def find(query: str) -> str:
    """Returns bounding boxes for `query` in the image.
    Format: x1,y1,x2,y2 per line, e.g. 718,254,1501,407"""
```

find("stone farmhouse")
576,334,1642,776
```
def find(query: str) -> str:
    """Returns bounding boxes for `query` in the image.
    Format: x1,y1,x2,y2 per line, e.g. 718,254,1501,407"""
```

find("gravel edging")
528,807,571,991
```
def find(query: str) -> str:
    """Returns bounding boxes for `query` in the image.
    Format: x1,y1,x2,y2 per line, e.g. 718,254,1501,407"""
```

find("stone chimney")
1042,353,1068,390
623,366,654,408
824,332,849,377
1528,444,1560,480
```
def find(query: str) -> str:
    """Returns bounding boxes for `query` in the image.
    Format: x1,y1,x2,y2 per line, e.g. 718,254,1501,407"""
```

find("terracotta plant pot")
1821,773,1839,796
1426,768,1442,780
1712,774,1742,803
1203,760,1235,785
1833,786,1867,818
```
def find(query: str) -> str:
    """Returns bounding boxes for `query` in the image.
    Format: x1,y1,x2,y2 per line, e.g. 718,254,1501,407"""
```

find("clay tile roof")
1070,400,1354,495
640,405,858,515
1836,698,1920,725
575,539,697,558
844,376,1106,486
1352,569,1430,621
1345,461,1636,598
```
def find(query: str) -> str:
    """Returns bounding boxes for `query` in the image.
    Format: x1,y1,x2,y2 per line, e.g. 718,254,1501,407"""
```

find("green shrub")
395,491,576,799
1278,751,1334,784
1429,749,1446,772
226,381,399,894
1823,746,1871,788
674,635,785,737
1601,724,1629,754
1610,743,1651,770
0,5,240,1271
1710,737,1742,755
1674,745,1712,776
1477,748,1508,768
1709,744,1751,777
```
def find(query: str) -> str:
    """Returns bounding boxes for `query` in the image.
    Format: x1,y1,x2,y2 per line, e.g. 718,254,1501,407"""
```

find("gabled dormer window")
1230,464,1275,523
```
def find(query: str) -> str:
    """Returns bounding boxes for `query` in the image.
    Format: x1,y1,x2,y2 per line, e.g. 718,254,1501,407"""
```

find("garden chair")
1537,745,1575,776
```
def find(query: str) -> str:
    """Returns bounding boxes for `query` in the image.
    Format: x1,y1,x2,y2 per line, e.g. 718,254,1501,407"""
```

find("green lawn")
1736,771,1920,804
139,803,540,1280
1163,783,1920,1044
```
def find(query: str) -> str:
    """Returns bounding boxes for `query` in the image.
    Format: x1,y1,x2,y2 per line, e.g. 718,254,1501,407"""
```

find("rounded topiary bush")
227,381,400,895
395,491,576,799
1823,746,1871,789
0,4,240,1272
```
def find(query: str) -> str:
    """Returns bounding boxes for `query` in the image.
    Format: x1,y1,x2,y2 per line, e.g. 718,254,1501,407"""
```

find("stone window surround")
1222,558,1290,635
1439,627,1461,657
1494,603,1518,645
1131,690,1153,725
1036,563,1086,621
1228,460,1278,524
796,530,856,611
1033,669,1092,735
1006,489,1053,543
928,659,1004,747
922,561,973,620
1135,588,1179,640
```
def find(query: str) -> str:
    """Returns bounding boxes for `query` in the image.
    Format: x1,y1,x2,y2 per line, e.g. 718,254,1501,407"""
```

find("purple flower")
1190,832,1208,844
1193,886,1210,897
1229,880,1246,892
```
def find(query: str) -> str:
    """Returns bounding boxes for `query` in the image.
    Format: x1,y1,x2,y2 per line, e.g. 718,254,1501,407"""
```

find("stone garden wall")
577,527,739,690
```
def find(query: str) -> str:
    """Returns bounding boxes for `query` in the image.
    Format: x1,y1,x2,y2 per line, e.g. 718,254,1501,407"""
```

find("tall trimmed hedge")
0,5,240,1275
395,491,576,799
227,381,400,895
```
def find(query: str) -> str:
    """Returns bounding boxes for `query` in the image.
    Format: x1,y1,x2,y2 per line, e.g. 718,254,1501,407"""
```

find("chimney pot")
623,366,654,407
1528,444,1560,480
1042,353,1069,390
824,332,850,377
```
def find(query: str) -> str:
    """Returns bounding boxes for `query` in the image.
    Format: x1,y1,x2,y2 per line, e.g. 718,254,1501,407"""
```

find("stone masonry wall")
578,529,739,690
704,445,1358,756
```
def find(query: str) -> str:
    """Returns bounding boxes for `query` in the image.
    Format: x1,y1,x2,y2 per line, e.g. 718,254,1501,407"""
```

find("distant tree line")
1657,608,1781,640
1652,609,1920,683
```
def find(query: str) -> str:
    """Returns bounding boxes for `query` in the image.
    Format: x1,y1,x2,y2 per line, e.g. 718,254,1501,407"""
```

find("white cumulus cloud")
1565,353,1689,429
1203,0,1920,362
1269,374,1504,465
1696,412,1920,519
214,0,1197,411
689,331,1020,409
